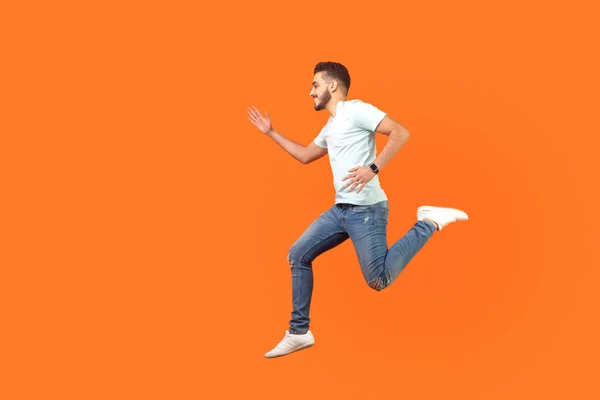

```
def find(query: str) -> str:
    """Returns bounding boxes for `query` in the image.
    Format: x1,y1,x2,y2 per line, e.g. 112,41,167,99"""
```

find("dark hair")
314,61,351,94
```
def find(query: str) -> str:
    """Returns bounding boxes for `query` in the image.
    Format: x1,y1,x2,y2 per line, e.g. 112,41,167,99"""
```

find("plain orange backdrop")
1,0,599,399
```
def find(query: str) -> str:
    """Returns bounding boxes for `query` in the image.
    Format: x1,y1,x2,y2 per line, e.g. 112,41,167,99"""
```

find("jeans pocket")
375,206,389,222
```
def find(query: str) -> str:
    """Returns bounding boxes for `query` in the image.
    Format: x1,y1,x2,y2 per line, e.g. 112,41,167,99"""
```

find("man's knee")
367,276,388,291
287,245,300,267
288,242,310,269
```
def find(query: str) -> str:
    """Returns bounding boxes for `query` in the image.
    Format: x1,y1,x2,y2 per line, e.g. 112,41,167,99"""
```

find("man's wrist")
368,162,379,174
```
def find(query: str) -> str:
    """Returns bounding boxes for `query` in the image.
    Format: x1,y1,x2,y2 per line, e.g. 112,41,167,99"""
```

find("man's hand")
248,106,273,136
342,166,376,193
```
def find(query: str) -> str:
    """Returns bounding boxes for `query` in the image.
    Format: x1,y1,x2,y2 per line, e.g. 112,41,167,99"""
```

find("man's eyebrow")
312,81,318,86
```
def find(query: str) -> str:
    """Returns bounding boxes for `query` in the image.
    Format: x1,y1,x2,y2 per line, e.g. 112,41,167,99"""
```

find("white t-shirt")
314,99,388,205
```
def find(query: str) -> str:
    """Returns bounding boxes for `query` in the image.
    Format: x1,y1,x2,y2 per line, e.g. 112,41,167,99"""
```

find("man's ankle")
423,218,439,230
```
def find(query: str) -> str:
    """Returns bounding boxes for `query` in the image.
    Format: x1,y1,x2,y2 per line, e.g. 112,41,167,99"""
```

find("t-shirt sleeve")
351,101,387,132
313,127,328,148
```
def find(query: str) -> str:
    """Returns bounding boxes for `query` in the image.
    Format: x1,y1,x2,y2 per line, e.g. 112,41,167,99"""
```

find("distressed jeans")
287,201,435,334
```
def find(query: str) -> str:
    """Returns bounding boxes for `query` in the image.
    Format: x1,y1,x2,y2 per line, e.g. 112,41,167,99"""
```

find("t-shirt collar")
329,100,345,121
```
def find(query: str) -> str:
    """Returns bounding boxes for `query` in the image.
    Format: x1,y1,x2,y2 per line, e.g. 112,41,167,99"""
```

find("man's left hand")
342,166,376,194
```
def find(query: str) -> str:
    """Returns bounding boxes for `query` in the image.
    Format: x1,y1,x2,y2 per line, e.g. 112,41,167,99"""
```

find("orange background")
2,0,599,399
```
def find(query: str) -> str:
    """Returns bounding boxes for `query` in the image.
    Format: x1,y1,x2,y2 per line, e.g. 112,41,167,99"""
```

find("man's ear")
330,80,338,92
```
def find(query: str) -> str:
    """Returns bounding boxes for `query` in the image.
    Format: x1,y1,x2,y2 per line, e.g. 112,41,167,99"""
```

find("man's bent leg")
288,207,348,333
346,201,435,291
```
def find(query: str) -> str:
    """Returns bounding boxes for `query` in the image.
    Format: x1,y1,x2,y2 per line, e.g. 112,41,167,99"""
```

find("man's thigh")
345,202,389,282
288,207,349,265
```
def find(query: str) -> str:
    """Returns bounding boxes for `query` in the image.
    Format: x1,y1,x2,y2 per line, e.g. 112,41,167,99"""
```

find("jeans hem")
289,328,308,334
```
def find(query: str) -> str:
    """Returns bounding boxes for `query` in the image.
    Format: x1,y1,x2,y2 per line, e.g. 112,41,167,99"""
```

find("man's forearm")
373,128,410,170
268,128,307,163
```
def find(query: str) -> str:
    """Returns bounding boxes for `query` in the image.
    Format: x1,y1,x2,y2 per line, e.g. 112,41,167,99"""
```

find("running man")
248,61,468,358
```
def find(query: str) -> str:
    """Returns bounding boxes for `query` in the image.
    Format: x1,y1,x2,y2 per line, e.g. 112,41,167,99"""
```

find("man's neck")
326,96,347,117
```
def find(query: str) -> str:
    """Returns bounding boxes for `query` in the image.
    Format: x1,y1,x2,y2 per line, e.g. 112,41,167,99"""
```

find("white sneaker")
417,206,468,231
264,330,315,358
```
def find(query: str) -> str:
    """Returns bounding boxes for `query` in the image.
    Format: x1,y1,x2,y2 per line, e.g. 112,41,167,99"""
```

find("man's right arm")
247,106,327,164
267,129,328,164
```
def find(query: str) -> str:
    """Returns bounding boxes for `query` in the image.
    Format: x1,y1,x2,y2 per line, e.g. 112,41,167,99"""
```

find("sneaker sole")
264,342,315,358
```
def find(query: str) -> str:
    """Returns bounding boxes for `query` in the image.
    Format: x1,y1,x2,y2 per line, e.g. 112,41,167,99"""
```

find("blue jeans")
287,201,435,334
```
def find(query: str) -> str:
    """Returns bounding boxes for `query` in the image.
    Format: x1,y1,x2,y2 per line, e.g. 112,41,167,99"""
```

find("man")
247,61,468,358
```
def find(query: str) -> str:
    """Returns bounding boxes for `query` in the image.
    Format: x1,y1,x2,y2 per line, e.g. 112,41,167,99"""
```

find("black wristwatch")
368,162,379,174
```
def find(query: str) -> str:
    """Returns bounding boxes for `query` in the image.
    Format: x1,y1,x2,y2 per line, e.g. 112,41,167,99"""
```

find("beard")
314,90,331,111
